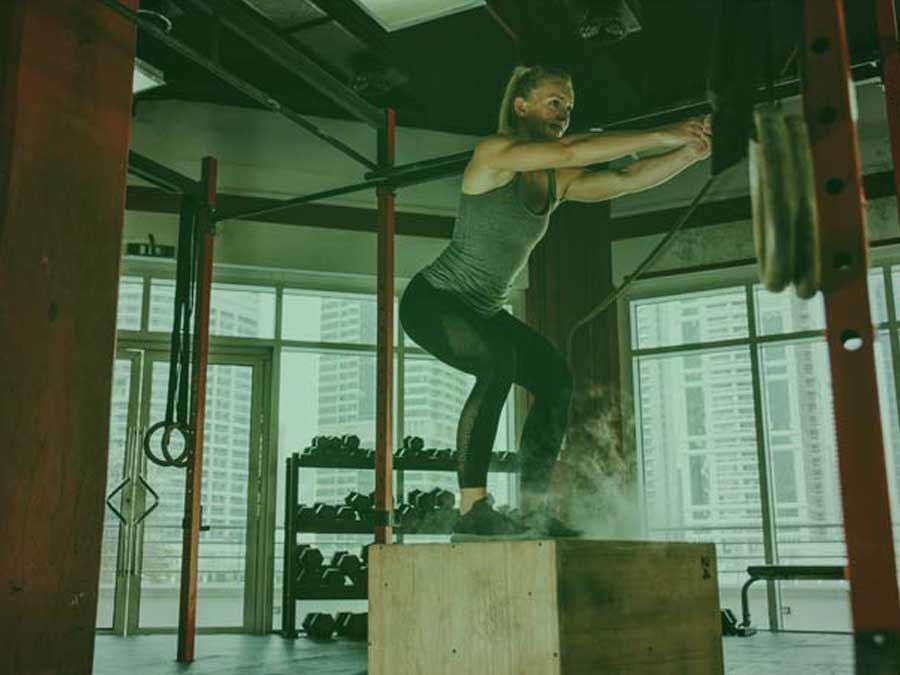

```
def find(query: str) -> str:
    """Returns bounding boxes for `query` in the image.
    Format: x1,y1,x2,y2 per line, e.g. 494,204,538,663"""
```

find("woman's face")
514,76,575,140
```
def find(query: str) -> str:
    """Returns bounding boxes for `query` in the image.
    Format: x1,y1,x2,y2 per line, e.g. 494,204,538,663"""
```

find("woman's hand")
659,115,711,148
684,132,712,161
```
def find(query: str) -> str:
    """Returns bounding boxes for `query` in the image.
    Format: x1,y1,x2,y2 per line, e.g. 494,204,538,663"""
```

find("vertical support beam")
876,0,900,231
0,1,137,673
374,109,396,545
177,157,218,662
526,202,623,509
802,2,900,670
281,454,299,637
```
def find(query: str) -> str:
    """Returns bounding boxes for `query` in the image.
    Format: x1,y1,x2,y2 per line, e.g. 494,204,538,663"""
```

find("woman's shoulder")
473,134,518,158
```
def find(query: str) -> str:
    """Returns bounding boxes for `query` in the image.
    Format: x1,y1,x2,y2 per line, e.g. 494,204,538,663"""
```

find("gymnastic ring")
143,420,192,468
784,116,821,300
750,106,795,294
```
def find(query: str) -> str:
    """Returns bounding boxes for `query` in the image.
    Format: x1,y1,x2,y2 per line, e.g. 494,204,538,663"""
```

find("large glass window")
630,265,900,632
149,280,276,338
272,290,516,624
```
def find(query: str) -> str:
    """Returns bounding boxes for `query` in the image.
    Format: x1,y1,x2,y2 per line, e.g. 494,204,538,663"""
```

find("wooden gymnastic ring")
750,107,795,293
784,116,821,299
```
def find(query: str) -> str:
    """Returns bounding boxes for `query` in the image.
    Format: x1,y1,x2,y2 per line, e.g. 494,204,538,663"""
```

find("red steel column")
0,1,138,673
803,2,900,671
374,110,396,545
177,157,218,662
876,0,900,225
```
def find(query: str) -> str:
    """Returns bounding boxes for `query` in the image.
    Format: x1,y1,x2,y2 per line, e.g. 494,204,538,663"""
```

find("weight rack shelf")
293,518,454,536
296,452,519,473
281,444,520,638
293,587,368,601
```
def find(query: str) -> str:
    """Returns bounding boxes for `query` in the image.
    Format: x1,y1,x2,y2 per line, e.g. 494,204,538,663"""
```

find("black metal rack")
280,448,519,637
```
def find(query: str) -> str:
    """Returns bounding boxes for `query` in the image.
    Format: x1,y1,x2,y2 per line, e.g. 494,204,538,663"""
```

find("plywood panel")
369,541,561,675
557,541,723,674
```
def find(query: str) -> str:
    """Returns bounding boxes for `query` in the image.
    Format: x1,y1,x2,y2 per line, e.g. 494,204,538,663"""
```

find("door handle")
134,474,160,526
105,478,130,525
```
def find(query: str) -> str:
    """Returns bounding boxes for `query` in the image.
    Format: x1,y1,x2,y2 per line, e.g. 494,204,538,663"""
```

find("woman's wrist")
652,125,684,148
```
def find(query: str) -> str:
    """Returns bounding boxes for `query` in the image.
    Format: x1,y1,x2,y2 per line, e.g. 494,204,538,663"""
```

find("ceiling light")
351,0,486,32
133,58,165,94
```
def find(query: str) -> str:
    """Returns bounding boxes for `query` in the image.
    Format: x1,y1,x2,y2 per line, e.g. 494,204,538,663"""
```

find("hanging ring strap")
143,196,198,468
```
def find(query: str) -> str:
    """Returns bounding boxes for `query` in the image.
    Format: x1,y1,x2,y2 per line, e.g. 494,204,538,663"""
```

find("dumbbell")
313,503,338,521
430,488,455,510
332,552,362,577
409,489,437,512
352,564,368,592
296,566,324,590
307,436,336,456
396,503,419,531
335,611,352,635
395,436,425,462
431,489,459,529
336,505,358,522
337,612,367,640
303,612,335,639
346,492,373,513
298,547,324,570
322,567,346,591
429,448,453,465
296,504,315,521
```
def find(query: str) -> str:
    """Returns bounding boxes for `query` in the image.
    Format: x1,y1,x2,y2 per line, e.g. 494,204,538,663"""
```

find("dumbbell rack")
280,448,520,638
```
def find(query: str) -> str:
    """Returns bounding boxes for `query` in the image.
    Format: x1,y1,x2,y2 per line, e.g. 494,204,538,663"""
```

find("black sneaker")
521,510,583,539
450,496,535,542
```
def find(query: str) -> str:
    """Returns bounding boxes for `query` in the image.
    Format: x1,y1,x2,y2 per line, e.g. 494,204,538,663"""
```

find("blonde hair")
497,65,573,136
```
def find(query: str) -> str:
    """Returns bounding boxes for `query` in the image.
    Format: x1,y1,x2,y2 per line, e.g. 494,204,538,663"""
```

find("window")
272,290,518,622
630,265,900,633
149,280,276,338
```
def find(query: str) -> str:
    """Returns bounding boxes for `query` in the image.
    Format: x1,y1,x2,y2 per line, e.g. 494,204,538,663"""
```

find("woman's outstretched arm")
472,117,709,173
556,139,710,203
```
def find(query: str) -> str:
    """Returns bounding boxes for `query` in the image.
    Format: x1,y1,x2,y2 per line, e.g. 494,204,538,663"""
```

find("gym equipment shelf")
281,438,520,638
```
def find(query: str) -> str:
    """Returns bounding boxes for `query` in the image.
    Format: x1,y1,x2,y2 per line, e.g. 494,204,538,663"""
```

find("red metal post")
876,0,900,227
802,2,900,670
374,110,396,545
176,157,218,662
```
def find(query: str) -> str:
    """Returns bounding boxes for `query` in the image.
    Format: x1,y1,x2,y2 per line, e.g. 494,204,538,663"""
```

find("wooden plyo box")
368,540,723,675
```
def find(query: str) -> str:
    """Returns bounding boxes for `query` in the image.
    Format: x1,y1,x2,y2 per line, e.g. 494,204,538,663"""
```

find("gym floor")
92,631,853,675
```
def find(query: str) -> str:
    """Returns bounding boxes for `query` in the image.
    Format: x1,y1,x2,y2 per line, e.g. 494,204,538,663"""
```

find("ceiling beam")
177,0,384,128
125,185,455,238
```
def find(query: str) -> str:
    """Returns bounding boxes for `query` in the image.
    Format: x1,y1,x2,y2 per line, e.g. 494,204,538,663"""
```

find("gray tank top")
421,170,556,316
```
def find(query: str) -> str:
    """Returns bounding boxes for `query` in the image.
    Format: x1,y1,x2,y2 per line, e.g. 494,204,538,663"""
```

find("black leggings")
399,274,573,493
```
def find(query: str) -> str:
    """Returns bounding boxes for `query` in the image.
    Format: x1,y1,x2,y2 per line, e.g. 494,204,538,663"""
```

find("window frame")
618,249,900,632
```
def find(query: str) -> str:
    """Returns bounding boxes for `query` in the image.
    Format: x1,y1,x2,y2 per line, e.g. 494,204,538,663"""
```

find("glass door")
96,351,143,633
133,351,269,632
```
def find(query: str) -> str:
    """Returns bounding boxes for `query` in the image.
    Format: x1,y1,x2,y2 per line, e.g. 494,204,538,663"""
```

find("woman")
399,65,711,541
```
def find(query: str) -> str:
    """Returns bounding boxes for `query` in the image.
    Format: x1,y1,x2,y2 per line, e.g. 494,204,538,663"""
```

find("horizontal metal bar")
128,151,199,195
97,0,376,169
594,60,882,131
180,0,383,130
213,180,378,222
747,565,847,581
364,151,472,182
